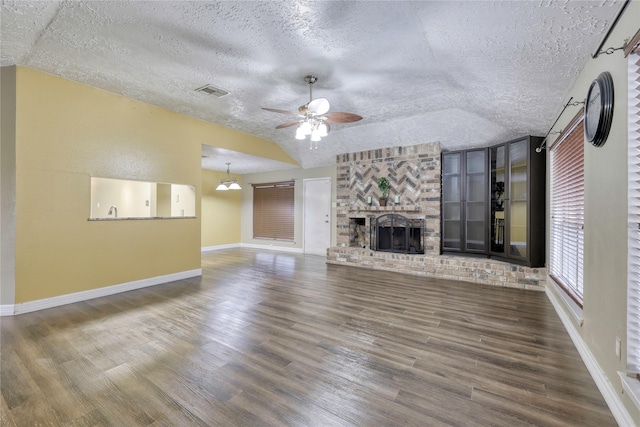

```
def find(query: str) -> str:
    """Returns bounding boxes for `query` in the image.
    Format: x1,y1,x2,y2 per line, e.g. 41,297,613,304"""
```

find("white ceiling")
0,0,623,173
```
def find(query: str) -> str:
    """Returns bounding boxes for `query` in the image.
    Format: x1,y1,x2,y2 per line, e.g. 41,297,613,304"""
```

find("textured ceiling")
0,0,623,172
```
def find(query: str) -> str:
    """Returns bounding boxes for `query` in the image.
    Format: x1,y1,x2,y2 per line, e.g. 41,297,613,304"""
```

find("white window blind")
549,112,585,306
627,52,640,375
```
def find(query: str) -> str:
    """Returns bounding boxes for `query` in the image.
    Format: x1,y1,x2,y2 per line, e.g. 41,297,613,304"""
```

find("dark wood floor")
1,248,616,426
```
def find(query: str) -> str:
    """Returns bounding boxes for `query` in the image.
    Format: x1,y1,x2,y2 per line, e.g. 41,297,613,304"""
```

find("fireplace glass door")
370,214,424,254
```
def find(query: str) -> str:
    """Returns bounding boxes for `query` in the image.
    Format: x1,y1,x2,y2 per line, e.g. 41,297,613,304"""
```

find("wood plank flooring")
1,248,616,426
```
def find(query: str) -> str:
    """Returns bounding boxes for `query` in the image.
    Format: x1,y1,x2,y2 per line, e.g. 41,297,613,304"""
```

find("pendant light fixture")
215,163,242,191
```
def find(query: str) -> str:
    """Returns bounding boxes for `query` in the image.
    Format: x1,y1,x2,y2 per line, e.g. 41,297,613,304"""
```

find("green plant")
377,177,390,201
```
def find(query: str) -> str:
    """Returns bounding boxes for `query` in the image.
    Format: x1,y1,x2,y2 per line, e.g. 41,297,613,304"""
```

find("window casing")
627,52,640,377
252,181,295,241
549,112,585,306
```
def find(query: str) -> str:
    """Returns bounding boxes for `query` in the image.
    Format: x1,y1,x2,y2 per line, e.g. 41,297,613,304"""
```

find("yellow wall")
10,66,297,304
14,67,201,303
201,169,242,247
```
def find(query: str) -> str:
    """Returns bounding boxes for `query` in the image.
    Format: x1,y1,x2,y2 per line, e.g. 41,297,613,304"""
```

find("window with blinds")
549,112,585,306
627,52,640,376
252,181,295,241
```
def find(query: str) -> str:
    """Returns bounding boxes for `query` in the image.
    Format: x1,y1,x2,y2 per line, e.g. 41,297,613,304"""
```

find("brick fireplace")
326,142,546,290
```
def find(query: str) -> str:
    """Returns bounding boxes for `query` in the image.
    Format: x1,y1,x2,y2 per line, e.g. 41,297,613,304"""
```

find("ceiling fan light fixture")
262,74,362,150
300,121,312,135
318,122,328,137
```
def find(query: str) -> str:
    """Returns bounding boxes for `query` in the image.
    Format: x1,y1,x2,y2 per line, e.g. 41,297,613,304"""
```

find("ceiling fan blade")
324,112,363,123
307,98,330,115
262,107,299,115
275,121,300,129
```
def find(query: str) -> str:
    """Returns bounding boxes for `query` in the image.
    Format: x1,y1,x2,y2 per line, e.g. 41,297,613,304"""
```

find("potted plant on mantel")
377,177,390,206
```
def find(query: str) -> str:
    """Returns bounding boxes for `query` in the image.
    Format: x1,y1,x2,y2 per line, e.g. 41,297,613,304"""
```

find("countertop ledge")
88,216,197,221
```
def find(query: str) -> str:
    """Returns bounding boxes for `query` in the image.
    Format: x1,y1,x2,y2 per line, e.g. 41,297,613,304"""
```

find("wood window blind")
252,181,295,241
623,28,640,57
549,111,585,306
628,53,640,375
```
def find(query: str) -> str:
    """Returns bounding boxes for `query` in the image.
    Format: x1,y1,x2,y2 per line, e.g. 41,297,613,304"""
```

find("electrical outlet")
615,337,622,360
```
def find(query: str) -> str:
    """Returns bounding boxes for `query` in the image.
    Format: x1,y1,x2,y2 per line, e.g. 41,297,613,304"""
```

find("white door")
303,178,332,255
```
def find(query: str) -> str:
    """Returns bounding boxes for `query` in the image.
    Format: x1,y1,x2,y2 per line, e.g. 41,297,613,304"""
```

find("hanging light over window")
216,162,242,191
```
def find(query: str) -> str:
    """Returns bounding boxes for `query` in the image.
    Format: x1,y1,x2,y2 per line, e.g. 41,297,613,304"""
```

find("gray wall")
0,66,17,307
545,2,639,423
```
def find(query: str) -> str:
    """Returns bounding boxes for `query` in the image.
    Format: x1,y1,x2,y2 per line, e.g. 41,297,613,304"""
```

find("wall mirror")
90,177,196,220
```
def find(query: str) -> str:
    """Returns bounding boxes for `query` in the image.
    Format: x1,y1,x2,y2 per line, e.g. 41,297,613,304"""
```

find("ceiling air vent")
194,84,229,98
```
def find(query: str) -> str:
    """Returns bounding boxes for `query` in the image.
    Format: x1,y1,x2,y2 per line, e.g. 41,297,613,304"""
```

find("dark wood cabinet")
442,148,487,254
441,136,545,267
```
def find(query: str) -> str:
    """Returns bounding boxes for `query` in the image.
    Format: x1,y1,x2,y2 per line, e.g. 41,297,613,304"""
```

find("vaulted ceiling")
0,1,623,173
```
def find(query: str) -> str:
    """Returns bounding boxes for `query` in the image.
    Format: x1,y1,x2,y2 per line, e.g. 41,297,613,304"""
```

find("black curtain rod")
592,0,631,58
536,0,630,152
535,97,585,153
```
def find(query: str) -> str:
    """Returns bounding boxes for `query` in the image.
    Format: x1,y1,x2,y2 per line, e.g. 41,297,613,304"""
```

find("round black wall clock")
584,71,614,148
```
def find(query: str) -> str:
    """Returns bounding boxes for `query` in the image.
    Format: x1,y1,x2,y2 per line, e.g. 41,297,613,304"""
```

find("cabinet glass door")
490,145,506,255
465,150,486,251
442,153,461,250
509,139,528,260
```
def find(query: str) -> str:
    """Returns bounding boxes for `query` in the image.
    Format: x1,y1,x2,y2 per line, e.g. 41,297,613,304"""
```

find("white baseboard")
241,243,304,254
201,243,241,252
0,305,14,316
6,269,202,316
545,287,634,426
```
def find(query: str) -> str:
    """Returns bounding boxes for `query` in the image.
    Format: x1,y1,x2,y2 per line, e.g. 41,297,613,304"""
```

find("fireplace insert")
370,213,424,254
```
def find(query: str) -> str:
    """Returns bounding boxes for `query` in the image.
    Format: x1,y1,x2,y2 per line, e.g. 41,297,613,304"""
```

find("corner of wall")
0,65,17,306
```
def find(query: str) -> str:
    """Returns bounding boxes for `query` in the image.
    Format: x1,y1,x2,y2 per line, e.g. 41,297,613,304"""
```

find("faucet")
108,205,118,218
